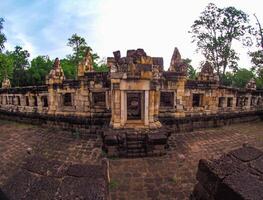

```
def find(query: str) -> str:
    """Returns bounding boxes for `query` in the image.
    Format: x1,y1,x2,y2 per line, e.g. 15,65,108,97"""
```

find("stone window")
17,96,21,106
92,92,106,106
42,96,48,107
160,92,174,108
26,96,30,106
218,97,225,108
227,97,233,107
33,96,38,107
5,96,8,105
63,93,72,106
192,94,203,107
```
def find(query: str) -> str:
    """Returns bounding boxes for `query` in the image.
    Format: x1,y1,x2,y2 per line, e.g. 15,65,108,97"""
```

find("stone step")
126,145,145,149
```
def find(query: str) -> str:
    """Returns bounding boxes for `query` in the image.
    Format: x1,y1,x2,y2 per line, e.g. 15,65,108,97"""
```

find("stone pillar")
144,90,149,126
149,90,155,123
120,90,126,126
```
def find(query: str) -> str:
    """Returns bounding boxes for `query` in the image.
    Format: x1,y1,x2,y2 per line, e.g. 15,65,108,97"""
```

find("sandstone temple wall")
0,48,263,130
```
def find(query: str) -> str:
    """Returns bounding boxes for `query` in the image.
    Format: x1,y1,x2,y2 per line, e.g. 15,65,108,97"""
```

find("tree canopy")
190,3,251,81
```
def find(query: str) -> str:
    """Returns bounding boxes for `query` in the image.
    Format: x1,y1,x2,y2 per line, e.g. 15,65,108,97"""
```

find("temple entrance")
127,92,142,120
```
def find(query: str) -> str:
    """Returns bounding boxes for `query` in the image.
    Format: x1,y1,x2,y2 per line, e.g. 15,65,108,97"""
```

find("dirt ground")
0,119,263,200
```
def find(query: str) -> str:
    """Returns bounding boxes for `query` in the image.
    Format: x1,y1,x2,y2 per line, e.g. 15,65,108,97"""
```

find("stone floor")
109,122,263,200
0,120,263,200
0,120,103,187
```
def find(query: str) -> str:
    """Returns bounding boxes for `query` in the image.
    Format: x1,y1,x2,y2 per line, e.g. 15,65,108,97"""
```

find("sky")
1,0,263,70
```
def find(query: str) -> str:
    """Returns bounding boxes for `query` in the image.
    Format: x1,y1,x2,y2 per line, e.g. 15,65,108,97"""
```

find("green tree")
0,53,13,83
27,55,53,85
9,46,30,86
182,58,196,80
67,34,91,77
221,72,234,86
249,14,263,76
190,3,251,80
231,68,254,88
60,58,75,79
0,18,6,52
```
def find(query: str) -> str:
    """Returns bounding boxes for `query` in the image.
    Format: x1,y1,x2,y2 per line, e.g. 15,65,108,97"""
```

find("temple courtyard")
0,120,263,200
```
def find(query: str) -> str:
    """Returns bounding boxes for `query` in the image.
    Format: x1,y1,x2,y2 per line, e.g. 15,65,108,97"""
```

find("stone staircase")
103,128,170,158
125,132,147,157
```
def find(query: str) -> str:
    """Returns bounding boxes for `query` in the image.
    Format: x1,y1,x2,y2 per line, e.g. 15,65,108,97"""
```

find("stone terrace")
0,120,263,199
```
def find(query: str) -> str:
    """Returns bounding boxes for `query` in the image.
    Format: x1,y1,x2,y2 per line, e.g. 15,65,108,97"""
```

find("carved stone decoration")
1,77,11,89
152,65,161,79
246,78,257,90
201,61,214,75
78,50,94,76
168,47,187,75
197,61,219,82
169,47,182,71
46,58,65,84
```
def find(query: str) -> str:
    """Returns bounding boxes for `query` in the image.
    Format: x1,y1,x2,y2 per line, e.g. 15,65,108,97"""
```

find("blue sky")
1,0,263,69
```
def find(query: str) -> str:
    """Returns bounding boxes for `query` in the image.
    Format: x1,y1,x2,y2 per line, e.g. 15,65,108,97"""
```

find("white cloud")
2,0,263,69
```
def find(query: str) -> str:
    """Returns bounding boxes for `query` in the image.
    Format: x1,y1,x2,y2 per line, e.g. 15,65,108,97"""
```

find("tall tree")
189,3,251,81
67,33,107,75
249,14,263,74
67,34,91,77
0,18,6,52
9,46,30,86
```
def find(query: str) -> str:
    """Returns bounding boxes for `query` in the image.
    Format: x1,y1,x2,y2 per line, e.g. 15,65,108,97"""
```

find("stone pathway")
109,122,263,200
0,120,103,187
1,120,263,199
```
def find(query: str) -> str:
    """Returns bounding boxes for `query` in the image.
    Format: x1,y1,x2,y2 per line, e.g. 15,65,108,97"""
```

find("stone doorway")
127,92,142,120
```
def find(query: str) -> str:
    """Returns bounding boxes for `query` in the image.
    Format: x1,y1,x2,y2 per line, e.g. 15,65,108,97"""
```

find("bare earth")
0,120,263,200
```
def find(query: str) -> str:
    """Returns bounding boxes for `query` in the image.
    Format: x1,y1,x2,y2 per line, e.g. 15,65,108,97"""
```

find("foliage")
109,180,119,190
67,33,91,65
8,46,30,86
67,33,107,75
27,56,53,85
221,72,234,86
249,14,263,79
190,3,251,80
0,53,13,83
231,68,254,88
60,58,75,79
183,58,196,80
0,18,6,52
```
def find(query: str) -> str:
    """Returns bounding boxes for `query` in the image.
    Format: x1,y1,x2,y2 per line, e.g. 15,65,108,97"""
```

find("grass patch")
109,180,119,190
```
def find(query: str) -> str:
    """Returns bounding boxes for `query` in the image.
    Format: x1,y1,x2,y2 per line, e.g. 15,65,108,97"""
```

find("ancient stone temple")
108,49,162,128
0,47,263,156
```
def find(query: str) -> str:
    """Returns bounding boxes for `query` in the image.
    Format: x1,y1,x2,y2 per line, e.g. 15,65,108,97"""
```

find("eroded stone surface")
192,146,263,200
1,155,108,200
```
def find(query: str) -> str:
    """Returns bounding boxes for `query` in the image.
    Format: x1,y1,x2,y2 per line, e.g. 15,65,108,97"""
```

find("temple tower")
108,49,162,129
